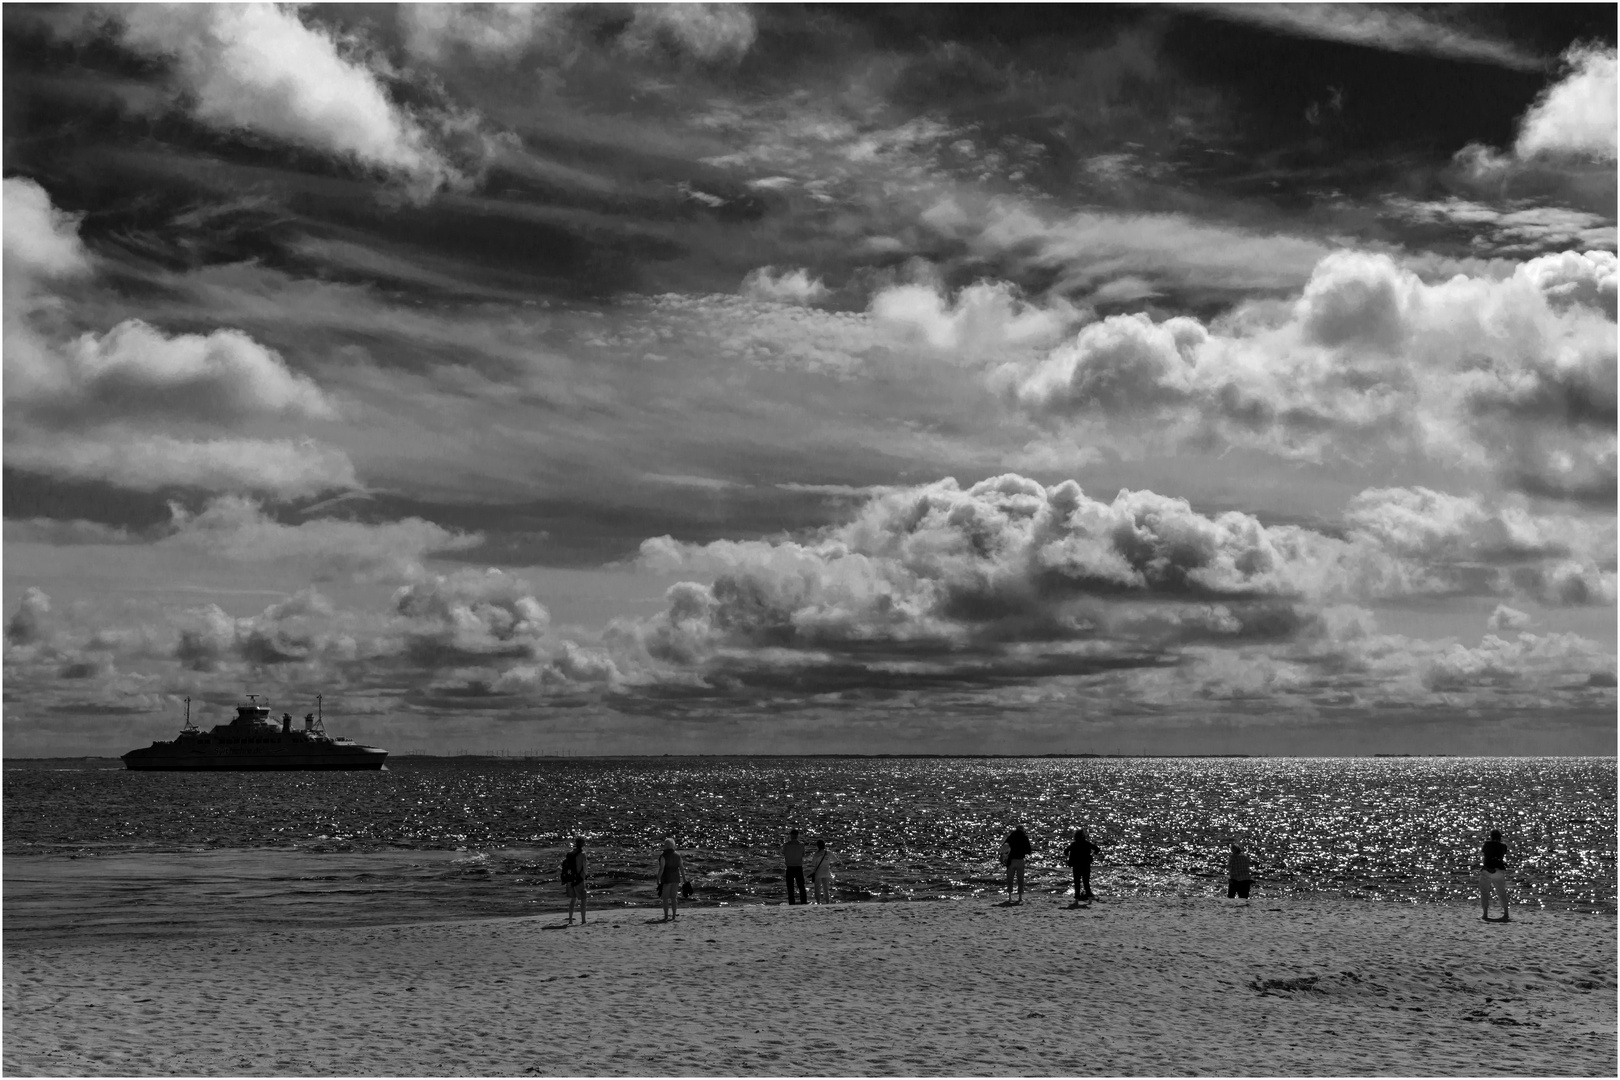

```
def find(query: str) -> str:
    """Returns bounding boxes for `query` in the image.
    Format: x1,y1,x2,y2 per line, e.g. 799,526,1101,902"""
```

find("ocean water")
4,756,1613,942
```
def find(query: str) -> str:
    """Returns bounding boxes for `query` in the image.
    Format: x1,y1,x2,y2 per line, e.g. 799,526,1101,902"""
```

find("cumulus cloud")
871,280,1081,356
1424,630,1609,692
603,473,1620,713
741,267,831,306
393,569,551,665
175,589,355,672
2,177,91,285
997,248,1618,502
1486,604,1532,632
108,4,453,191
161,496,483,581
1514,43,1618,161
625,473,1617,692
5,433,359,499
12,319,336,421
1451,44,1618,207
5,588,53,647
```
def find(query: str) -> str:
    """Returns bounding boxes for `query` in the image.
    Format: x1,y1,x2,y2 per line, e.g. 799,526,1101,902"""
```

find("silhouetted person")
563,836,587,925
782,828,808,905
1005,824,1032,903
1227,842,1253,902
1065,829,1101,906
1480,829,1510,922
809,839,837,904
656,838,684,921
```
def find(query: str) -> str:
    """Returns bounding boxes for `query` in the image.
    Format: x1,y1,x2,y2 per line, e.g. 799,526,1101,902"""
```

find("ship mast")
181,696,197,733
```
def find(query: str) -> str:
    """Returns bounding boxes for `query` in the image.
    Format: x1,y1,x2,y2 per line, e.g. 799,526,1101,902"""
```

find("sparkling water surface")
5,756,1613,941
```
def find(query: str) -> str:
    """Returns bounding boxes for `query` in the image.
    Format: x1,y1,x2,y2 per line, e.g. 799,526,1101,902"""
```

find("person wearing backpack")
561,836,587,925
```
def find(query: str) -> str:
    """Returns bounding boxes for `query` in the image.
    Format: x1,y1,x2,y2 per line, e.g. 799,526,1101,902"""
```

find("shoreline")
5,894,1614,1076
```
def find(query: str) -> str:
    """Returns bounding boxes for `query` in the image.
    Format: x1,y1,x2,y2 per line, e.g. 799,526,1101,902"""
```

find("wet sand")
3,896,1614,1076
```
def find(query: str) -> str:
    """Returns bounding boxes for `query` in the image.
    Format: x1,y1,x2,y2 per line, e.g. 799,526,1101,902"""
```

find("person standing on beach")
656,838,684,921
1480,829,1510,922
782,828,808,905
1227,842,1254,902
1005,824,1033,903
1065,829,1100,906
809,839,837,904
563,836,587,925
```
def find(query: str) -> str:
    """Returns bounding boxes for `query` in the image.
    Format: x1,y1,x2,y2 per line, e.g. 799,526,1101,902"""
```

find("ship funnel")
282,713,292,734
304,713,314,730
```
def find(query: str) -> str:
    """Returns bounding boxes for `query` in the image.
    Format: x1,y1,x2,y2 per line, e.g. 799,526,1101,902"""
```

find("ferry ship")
121,696,387,771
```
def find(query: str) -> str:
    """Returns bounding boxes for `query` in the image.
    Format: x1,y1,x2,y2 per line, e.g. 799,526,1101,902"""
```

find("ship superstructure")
121,696,387,771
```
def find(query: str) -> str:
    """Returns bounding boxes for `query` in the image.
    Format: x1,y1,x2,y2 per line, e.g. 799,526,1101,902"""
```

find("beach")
4,895,1613,1076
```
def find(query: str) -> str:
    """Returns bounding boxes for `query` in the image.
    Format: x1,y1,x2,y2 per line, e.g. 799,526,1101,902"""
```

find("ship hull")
123,756,386,771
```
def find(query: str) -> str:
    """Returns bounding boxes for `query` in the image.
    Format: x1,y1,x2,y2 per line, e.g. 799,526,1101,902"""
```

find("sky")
3,3,1616,757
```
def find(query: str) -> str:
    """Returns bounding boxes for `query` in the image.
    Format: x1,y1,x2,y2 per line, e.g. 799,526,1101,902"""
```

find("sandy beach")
3,895,1613,1076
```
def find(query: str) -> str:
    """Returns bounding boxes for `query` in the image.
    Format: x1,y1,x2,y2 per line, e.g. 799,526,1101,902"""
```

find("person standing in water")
1480,829,1510,922
1005,824,1033,903
563,836,587,925
809,839,837,904
656,838,684,921
1065,828,1101,906
1227,842,1254,902
782,828,808,905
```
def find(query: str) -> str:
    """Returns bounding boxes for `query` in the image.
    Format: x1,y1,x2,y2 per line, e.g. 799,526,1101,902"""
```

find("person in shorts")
1480,829,1510,922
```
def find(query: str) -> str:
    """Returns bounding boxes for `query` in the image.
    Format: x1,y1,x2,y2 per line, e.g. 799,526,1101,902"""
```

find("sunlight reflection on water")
4,756,1613,938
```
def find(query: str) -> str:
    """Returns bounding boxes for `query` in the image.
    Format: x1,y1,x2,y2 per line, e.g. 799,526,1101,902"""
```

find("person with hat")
655,838,685,921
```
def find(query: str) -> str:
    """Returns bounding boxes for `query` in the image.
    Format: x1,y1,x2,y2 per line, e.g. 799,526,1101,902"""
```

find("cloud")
5,433,359,499
740,267,831,306
870,279,1081,356
2,178,92,285
398,2,756,67
997,248,1618,502
1486,604,1532,632
5,588,53,647
932,197,1336,300
160,496,483,581
618,4,757,64
1514,43,1618,161
1191,3,1544,71
1343,487,1615,605
610,473,1618,712
175,589,355,672
1383,197,1617,258
393,569,552,665
1424,631,1610,692
107,4,453,191
12,319,337,421
1450,44,1618,209
398,3,567,65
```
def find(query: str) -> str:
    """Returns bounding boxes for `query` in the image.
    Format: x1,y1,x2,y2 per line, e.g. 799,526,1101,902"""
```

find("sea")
4,756,1614,943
